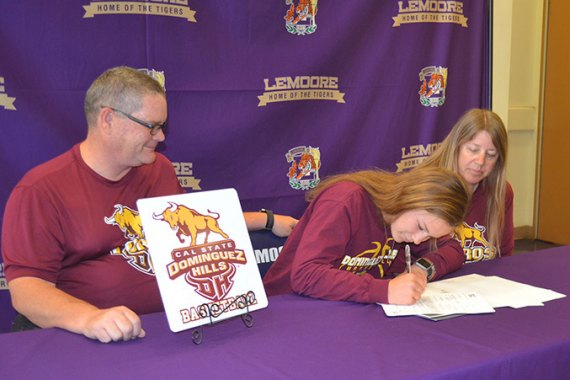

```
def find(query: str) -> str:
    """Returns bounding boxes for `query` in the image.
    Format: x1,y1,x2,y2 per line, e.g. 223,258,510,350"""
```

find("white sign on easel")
137,188,268,332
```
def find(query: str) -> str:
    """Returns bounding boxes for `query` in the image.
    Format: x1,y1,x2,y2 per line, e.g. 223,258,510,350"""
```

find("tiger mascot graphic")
419,73,445,98
284,0,319,35
286,146,321,190
285,0,318,25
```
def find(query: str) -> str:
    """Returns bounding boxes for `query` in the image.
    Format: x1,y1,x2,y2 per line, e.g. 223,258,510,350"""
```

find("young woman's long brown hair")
308,166,471,228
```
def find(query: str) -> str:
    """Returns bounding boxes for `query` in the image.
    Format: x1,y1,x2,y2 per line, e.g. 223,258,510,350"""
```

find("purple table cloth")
1,246,569,379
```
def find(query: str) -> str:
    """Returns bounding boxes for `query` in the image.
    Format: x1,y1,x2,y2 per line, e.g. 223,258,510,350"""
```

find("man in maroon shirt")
2,66,296,343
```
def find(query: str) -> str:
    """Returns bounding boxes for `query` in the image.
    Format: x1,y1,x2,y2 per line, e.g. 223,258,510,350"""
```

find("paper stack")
380,274,566,321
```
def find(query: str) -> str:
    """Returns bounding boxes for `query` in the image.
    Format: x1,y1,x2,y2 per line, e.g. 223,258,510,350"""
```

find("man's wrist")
259,209,274,230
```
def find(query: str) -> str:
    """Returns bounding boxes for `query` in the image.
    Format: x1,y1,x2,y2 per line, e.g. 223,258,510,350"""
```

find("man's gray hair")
84,66,165,127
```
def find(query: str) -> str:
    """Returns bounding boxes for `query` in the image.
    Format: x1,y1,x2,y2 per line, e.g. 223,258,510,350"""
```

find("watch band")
260,209,274,230
414,258,435,280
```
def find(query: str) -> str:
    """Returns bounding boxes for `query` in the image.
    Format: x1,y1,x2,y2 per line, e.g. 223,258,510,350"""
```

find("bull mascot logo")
152,202,229,246
455,222,490,248
154,202,246,302
105,204,154,274
285,0,319,35
286,146,321,190
454,222,497,261
418,66,448,107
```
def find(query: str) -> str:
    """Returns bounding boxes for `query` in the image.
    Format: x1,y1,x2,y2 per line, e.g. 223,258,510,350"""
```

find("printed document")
380,274,566,320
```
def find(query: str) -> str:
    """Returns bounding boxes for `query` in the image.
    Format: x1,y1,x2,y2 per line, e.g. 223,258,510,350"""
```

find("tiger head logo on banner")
285,0,319,35
286,146,321,190
419,66,448,107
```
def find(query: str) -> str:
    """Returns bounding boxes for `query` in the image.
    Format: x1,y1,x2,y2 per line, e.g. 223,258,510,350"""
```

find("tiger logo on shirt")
105,204,154,275
455,222,497,263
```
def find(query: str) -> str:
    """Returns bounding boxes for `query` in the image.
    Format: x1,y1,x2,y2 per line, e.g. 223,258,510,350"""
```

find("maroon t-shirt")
2,144,183,314
263,182,397,303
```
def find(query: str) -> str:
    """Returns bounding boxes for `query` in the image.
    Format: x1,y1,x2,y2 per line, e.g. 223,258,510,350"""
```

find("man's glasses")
103,106,166,135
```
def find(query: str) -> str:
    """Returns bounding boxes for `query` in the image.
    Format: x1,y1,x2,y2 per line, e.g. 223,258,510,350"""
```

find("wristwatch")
260,209,274,230
414,258,435,280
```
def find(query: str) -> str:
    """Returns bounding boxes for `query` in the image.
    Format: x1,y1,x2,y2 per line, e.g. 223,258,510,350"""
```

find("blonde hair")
308,166,471,228
419,108,508,253
84,66,166,127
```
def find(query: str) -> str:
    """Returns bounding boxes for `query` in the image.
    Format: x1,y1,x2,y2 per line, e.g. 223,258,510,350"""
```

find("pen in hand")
405,244,411,274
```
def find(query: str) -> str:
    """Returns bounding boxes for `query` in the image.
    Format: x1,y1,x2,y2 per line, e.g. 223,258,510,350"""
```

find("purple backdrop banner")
0,0,490,332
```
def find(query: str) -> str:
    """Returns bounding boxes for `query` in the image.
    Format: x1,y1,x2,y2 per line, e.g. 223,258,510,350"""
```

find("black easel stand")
191,291,257,345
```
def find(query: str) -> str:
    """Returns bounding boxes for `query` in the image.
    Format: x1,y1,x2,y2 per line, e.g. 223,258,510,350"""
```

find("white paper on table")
426,274,566,309
379,274,566,319
380,291,495,317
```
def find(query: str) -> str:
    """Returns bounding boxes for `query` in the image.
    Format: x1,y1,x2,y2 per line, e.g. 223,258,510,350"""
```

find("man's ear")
98,107,115,135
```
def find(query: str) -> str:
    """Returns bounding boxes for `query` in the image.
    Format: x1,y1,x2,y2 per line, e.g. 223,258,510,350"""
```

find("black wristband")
260,209,274,230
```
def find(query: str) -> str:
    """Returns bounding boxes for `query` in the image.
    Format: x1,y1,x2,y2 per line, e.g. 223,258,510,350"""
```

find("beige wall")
493,0,544,238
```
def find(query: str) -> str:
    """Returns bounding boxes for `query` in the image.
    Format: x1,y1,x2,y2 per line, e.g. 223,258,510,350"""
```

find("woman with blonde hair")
263,166,470,305
418,108,513,262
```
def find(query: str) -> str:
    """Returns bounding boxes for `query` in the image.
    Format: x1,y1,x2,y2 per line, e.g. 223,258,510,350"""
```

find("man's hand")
8,277,145,343
271,215,298,237
82,306,145,343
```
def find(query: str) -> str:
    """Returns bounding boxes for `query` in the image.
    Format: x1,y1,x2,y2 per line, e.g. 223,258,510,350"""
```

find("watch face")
416,258,432,269
415,258,434,280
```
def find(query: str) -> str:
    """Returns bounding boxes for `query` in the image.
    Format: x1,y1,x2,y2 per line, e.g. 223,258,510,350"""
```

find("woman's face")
457,130,498,190
390,210,452,244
